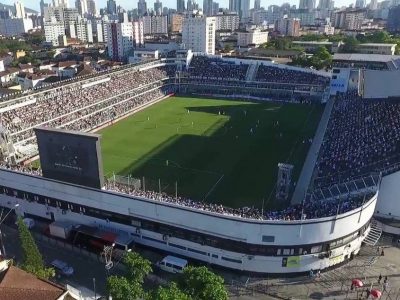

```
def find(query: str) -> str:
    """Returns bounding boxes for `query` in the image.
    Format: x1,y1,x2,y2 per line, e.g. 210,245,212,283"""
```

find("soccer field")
100,96,323,209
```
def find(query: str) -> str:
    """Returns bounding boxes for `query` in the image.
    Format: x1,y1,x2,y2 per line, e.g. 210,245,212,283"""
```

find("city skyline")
1,0,361,14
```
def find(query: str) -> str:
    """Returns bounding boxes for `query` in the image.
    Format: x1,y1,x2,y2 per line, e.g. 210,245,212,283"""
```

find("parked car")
156,255,188,274
51,259,74,276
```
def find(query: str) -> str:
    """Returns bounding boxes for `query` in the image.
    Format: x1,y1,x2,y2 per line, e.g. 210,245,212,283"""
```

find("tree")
17,217,54,279
107,275,143,300
341,37,360,53
223,44,233,52
274,37,292,50
123,251,152,284
180,266,228,300
148,282,192,300
315,46,332,61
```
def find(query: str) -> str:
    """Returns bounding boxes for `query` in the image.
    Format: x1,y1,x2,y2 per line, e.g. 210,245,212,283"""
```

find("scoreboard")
34,127,104,189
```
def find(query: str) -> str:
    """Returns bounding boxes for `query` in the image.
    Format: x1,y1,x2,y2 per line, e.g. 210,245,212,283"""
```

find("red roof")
0,266,67,300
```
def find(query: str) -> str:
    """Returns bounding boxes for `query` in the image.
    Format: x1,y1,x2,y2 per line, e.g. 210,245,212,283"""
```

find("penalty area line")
203,173,225,201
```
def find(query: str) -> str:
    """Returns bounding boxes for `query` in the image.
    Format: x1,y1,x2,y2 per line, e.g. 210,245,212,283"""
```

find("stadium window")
169,243,186,250
187,248,207,255
221,256,242,264
310,245,322,254
131,219,141,227
212,254,218,258
283,249,291,255
262,235,275,243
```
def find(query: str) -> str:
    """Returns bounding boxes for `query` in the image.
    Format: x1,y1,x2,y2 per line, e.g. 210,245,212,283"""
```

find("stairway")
363,219,383,246
245,63,258,82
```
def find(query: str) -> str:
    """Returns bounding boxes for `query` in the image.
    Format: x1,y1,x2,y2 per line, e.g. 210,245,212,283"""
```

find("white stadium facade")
0,53,399,274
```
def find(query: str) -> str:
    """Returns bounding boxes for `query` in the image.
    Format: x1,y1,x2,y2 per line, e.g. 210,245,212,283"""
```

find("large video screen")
34,127,104,189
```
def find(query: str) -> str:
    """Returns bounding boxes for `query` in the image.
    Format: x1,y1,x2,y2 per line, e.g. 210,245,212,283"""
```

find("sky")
2,0,353,13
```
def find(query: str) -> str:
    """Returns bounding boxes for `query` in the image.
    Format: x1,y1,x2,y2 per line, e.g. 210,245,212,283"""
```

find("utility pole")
93,277,96,300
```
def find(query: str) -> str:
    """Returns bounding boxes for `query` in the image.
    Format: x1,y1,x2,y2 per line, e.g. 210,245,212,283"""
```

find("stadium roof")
358,43,397,47
333,53,400,63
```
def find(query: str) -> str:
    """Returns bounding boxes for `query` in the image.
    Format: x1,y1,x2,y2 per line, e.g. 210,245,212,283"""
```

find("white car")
51,259,74,276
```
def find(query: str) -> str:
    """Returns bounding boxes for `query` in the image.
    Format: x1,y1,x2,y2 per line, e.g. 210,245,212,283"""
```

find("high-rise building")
299,0,315,10
203,0,214,16
107,22,134,60
276,17,300,36
171,13,184,32
241,0,250,19
355,0,366,8
72,17,93,43
229,0,239,13
44,6,79,23
118,12,129,22
318,0,334,10
44,20,66,46
141,15,168,34
52,0,69,8
154,0,163,15
387,5,400,33
254,0,261,9
75,0,88,16
212,2,219,14
331,9,365,30
87,0,97,16
138,0,147,16
214,12,239,31
107,0,117,15
186,0,195,11
93,20,104,42
132,20,144,46
177,0,185,12
182,15,216,54
237,28,268,46
0,18,33,36
14,1,25,18
229,0,250,19
40,0,49,16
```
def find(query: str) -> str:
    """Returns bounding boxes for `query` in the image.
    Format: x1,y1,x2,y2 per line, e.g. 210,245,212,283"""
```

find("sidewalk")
228,241,400,299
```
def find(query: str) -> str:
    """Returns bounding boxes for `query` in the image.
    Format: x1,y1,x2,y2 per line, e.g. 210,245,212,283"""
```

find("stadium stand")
313,92,400,188
188,56,249,80
0,162,374,222
2,67,175,148
255,64,330,85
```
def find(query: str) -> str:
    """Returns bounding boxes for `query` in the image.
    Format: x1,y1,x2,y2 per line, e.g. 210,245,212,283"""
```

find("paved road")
2,224,117,298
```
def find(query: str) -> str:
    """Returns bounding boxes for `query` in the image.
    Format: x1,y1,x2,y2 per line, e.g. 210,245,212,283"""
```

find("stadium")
0,52,398,274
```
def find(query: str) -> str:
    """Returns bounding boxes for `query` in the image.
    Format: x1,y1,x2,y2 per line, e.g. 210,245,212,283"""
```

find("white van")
156,255,188,274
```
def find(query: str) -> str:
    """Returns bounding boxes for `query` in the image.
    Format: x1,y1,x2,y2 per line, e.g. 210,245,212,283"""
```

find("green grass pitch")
100,96,323,209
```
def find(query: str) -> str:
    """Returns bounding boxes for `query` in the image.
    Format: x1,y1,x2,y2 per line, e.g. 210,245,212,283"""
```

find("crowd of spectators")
0,150,374,222
255,65,330,85
2,66,174,145
314,92,400,188
188,56,249,81
103,180,370,221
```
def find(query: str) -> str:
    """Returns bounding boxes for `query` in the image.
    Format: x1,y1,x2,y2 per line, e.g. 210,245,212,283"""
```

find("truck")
48,221,74,240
